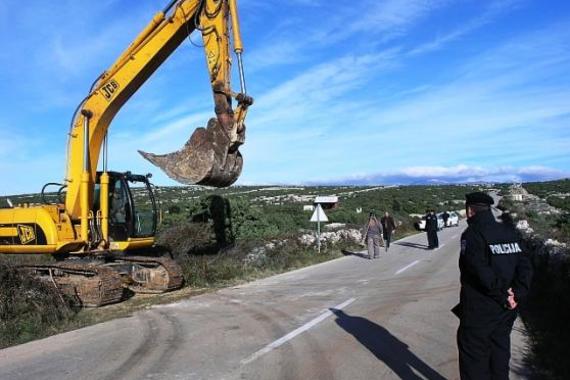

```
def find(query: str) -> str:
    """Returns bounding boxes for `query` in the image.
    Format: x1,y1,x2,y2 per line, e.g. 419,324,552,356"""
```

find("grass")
166,232,355,288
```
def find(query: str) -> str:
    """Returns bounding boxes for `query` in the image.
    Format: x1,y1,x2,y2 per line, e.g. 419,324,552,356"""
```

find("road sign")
310,204,328,254
310,204,328,222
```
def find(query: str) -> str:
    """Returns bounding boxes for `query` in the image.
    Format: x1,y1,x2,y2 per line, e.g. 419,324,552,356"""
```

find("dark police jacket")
458,210,532,327
426,213,438,232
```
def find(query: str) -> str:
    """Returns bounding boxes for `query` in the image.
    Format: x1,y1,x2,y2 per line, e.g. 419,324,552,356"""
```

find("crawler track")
21,256,183,306
117,256,184,293
22,261,124,307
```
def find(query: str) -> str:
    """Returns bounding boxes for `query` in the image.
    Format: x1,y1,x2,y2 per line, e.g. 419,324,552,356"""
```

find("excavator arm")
65,0,253,220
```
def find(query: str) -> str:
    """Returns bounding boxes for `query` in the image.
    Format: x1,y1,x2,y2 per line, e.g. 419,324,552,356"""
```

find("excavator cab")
94,171,158,242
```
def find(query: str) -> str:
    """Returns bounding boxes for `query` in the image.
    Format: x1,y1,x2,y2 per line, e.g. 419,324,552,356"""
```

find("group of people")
365,208,442,254
360,192,532,379
362,211,396,259
363,208,442,257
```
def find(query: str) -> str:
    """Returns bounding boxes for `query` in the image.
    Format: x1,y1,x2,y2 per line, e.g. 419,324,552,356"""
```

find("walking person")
425,209,439,249
442,211,450,228
362,212,384,259
380,211,396,252
456,192,532,380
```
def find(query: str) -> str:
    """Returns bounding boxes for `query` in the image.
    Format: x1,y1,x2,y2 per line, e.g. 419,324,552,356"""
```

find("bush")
0,262,76,348
547,196,570,212
170,238,337,287
156,222,215,257
520,239,570,380
556,214,570,237
168,205,181,214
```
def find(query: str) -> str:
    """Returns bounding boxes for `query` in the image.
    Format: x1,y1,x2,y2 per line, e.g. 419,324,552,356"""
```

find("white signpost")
310,204,328,253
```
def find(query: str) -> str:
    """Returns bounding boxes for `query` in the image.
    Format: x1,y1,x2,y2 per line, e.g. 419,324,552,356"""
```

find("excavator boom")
65,0,252,219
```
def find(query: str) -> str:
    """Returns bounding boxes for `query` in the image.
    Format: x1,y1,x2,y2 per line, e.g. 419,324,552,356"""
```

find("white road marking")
395,260,420,275
241,298,356,365
436,243,446,250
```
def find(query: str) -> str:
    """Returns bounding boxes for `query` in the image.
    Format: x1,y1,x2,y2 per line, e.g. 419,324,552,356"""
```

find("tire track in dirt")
103,310,184,380
216,294,302,380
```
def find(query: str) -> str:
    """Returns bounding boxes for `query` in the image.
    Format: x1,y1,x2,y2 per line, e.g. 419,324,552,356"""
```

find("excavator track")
21,255,184,306
114,256,184,294
21,261,124,307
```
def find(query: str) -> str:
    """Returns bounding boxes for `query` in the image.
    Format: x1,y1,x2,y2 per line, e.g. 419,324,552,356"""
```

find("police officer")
442,211,450,227
456,192,532,380
426,209,439,249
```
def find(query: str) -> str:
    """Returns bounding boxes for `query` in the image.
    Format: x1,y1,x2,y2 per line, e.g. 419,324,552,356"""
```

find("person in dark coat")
442,211,450,227
456,192,532,380
425,209,439,249
380,211,397,252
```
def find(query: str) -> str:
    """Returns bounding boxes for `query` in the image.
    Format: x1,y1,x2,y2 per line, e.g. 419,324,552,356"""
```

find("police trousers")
457,313,516,380
427,230,439,248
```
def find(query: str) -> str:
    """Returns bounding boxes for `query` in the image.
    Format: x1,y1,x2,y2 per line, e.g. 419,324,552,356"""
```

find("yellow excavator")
0,0,253,306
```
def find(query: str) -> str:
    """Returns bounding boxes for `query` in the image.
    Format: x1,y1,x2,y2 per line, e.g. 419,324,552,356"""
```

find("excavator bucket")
138,118,243,187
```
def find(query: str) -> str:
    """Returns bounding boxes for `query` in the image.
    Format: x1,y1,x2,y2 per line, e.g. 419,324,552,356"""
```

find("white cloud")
319,0,452,44
312,164,569,185
400,165,567,180
252,48,400,119
246,0,453,72
401,165,486,178
408,0,522,56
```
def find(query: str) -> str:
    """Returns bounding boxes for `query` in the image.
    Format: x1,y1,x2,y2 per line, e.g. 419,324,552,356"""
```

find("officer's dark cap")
465,192,494,206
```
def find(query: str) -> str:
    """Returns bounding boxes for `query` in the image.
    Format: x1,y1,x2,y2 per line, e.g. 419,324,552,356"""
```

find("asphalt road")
0,224,529,380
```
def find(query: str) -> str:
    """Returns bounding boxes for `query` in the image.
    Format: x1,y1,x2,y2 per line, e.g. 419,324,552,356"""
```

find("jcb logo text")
101,80,120,101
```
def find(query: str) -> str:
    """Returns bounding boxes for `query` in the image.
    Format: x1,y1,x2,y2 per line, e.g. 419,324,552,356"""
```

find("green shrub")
521,239,570,380
168,205,181,214
547,196,570,212
157,222,215,257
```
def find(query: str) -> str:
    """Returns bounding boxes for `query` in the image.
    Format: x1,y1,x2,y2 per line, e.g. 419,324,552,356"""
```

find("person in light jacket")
362,212,384,259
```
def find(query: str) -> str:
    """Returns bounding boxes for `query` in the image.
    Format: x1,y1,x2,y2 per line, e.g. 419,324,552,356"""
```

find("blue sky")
0,0,569,195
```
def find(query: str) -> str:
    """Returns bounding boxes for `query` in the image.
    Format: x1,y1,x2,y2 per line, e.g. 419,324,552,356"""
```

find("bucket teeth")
139,118,243,187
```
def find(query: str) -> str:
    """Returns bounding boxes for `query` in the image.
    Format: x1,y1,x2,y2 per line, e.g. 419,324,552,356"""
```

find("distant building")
303,205,315,212
314,196,339,210
509,183,526,202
